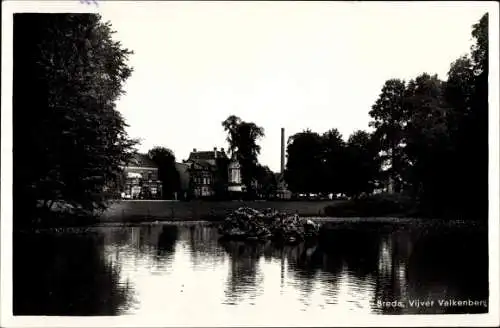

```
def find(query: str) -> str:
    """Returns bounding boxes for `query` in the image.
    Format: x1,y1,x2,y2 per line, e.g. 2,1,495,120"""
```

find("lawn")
99,199,347,222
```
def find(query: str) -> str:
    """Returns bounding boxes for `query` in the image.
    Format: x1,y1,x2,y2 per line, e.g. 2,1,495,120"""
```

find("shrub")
324,193,416,217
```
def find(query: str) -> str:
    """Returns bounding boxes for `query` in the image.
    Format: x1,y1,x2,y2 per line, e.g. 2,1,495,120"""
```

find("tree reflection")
185,224,226,267
405,225,489,314
13,231,134,315
220,240,265,304
320,223,393,311
220,239,326,304
370,223,489,315
372,234,407,314
319,224,381,277
157,225,179,255
280,242,322,296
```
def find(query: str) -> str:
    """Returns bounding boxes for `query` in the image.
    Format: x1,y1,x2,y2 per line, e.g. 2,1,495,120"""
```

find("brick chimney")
214,147,217,158
193,148,197,153
281,128,285,174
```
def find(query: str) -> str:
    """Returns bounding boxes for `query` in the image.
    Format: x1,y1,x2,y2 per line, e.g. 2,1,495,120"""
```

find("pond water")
13,220,489,321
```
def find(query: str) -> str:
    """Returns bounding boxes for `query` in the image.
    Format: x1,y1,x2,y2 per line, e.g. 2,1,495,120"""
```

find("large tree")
222,115,264,196
369,79,408,193
344,130,381,198
284,130,324,194
13,14,136,226
467,13,489,221
255,164,278,199
321,128,347,195
403,73,452,215
438,13,489,220
148,147,180,200
387,13,489,220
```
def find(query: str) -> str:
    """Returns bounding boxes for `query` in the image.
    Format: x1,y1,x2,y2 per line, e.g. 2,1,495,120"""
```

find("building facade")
184,147,244,199
121,153,162,199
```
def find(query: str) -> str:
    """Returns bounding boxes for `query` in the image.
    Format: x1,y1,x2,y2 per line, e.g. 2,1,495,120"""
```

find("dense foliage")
285,13,488,220
222,115,265,196
13,14,136,227
369,13,488,220
147,147,180,199
285,128,381,198
255,165,278,199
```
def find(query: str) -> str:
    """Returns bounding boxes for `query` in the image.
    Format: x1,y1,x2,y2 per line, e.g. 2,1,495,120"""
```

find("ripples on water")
13,220,489,317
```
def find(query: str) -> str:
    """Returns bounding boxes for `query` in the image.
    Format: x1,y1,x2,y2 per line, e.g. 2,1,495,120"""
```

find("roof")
188,149,228,162
187,160,216,171
128,153,158,168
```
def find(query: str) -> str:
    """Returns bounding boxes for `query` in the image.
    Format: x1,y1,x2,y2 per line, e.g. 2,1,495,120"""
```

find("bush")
324,193,417,217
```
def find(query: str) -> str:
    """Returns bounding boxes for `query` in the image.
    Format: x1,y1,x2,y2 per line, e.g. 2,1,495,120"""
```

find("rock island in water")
218,207,320,244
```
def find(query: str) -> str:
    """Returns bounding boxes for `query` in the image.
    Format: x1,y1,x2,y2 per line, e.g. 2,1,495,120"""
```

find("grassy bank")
323,193,419,218
99,199,347,223
29,194,476,228
323,193,487,222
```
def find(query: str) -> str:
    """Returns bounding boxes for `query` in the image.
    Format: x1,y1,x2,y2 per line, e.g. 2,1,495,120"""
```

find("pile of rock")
218,207,320,244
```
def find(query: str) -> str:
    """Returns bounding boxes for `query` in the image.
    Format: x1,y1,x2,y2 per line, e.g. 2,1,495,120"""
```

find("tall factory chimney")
281,128,285,174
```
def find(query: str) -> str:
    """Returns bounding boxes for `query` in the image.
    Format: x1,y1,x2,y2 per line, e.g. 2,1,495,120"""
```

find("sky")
97,1,489,173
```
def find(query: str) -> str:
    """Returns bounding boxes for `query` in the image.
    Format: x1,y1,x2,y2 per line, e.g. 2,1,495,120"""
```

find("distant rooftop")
187,148,228,162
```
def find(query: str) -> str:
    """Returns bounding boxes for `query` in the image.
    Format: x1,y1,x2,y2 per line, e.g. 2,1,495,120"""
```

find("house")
121,153,162,199
184,147,244,198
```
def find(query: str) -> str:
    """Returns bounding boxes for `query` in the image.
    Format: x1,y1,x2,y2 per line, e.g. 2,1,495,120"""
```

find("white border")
1,1,499,327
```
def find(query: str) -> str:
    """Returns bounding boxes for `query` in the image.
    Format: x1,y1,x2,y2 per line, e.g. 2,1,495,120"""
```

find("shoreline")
99,199,348,222
14,216,483,234
16,199,485,231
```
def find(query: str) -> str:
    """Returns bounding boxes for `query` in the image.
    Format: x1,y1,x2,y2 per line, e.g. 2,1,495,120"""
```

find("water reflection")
403,227,489,314
220,240,265,305
157,225,179,256
13,231,134,315
13,221,488,316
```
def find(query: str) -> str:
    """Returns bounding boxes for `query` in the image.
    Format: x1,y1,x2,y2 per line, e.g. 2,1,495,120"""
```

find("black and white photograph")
1,1,499,327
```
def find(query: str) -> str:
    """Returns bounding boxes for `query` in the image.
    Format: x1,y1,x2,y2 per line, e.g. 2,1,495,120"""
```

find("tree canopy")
369,79,407,193
284,130,324,194
222,115,265,196
13,14,136,226
365,13,489,220
284,128,380,198
284,12,488,218
147,147,180,199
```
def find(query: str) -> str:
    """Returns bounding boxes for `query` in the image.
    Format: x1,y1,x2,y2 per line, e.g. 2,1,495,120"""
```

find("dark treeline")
147,146,180,200
285,13,488,221
13,14,136,229
13,13,488,228
285,128,380,198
